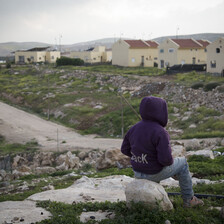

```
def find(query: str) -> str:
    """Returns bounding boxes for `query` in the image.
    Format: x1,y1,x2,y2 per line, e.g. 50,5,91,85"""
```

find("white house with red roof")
206,37,224,75
112,39,159,67
158,38,210,69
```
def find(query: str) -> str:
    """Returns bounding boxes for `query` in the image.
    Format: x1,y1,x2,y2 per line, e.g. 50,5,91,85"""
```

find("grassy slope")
0,65,223,139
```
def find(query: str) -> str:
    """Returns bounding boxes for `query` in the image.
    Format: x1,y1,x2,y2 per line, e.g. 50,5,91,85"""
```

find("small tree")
6,61,11,69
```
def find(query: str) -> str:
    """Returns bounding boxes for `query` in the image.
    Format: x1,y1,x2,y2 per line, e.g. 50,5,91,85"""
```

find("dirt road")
0,101,122,152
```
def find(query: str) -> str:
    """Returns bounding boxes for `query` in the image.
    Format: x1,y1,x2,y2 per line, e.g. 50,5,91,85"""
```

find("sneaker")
183,196,204,208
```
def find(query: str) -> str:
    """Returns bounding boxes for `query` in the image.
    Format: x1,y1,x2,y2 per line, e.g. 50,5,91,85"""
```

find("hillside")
153,33,224,43
0,64,223,140
1,33,224,56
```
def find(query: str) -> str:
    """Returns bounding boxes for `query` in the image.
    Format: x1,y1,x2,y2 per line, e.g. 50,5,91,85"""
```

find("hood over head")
139,96,168,127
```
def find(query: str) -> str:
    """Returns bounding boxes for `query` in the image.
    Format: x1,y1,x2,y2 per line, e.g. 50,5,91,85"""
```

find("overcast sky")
0,0,224,44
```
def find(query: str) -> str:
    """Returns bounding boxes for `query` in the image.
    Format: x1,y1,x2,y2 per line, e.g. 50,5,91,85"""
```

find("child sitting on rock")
121,96,204,208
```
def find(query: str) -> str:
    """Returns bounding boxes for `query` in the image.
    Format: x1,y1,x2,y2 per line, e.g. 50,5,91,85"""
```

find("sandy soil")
0,101,122,152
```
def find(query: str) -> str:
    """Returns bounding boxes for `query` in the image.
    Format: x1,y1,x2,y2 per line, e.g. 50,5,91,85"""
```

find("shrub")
191,82,204,89
56,57,84,66
6,61,11,69
204,82,220,91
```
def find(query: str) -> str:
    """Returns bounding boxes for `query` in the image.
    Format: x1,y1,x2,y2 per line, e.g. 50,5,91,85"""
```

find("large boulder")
96,148,130,170
184,139,201,151
125,179,173,211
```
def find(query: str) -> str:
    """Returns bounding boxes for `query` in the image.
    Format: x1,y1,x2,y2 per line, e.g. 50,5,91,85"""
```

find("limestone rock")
0,200,51,224
96,148,130,170
17,165,31,173
78,151,88,160
171,145,186,158
186,149,214,159
184,139,201,151
56,162,69,171
221,138,224,147
0,169,7,179
80,211,115,223
125,179,173,211
12,155,26,169
56,151,80,169
12,170,30,179
35,166,56,175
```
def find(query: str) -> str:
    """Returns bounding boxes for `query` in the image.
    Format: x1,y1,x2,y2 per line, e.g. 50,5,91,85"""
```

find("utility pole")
59,34,62,52
57,128,59,152
176,26,180,39
47,77,50,120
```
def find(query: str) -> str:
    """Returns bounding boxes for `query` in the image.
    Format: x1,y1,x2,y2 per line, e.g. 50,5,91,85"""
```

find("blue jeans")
134,157,194,201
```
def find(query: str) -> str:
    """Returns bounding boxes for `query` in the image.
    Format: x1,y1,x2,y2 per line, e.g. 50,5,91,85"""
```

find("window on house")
211,60,216,68
132,58,135,63
19,56,25,63
30,56,34,60
160,60,164,68
39,57,42,60
154,57,158,60
204,48,207,52
160,49,164,53
216,48,220,53
51,56,54,59
168,48,174,53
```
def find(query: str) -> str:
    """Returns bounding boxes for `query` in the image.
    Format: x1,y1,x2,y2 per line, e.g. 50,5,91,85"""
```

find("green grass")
188,155,224,179
0,136,39,156
36,198,224,224
175,72,224,87
66,64,165,76
172,106,224,139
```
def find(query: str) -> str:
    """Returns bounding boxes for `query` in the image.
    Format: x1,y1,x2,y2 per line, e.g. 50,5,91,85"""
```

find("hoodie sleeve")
121,133,132,157
156,129,173,166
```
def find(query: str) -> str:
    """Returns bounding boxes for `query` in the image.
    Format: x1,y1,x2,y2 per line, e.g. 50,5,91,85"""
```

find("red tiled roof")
171,39,203,48
124,40,149,48
145,40,159,48
196,40,210,47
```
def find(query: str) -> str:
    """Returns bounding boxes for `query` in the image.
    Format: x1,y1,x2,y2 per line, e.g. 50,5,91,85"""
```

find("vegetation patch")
175,72,224,87
188,155,224,179
0,136,38,156
36,198,224,224
70,64,165,76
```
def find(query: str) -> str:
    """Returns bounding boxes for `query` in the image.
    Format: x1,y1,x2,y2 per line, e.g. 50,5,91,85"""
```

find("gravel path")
0,101,122,152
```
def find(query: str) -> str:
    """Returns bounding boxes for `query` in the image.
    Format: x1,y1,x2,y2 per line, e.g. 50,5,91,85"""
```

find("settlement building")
15,47,60,64
69,46,112,63
112,39,159,67
158,39,210,69
206,37,224,75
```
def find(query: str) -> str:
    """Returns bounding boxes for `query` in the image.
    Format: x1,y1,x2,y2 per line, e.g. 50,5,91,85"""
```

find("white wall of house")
158,39,178,68
207,37,224,74
112,40,129,66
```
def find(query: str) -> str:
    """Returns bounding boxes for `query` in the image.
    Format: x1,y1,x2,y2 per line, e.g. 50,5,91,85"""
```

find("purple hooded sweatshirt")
121,96,173,174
